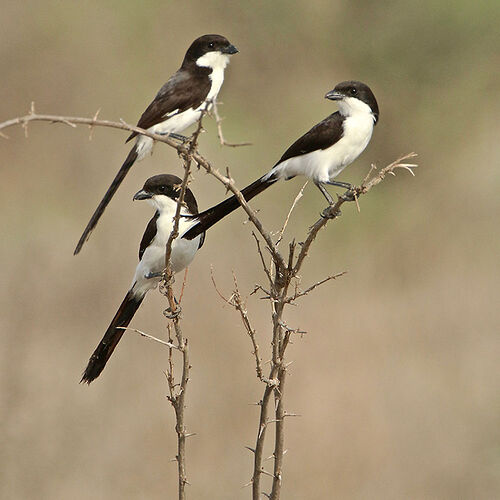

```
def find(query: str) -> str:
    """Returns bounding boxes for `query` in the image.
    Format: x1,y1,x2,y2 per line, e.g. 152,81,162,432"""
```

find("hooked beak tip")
325,91,343,101
133,189,151,201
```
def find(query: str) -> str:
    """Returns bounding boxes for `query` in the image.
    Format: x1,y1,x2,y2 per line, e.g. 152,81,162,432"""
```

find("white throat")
147,194,188,216
196,51,230,103
338,97,375,121
196,51,230,71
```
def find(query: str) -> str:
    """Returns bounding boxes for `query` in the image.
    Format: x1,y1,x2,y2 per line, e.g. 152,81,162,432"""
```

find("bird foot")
164,305,182,320
339,188,357,202
321,206,342,219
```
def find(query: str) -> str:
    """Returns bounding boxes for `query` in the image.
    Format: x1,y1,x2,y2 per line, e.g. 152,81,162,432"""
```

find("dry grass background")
1,1,499,498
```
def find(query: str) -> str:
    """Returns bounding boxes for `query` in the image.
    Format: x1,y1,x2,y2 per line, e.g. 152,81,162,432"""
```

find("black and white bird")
74,34,238,255
81,174,204,384
182,80,379,241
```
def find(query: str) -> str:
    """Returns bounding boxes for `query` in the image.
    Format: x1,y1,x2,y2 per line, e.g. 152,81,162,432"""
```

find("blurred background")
1,1,499,498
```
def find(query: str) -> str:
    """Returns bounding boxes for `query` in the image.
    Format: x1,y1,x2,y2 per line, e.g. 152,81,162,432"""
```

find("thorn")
185,432,197,438
29,101,35,115
0,130,9,139
245,446,256,454
354,192,361,213
258,423,266,439
242,480,253,489
60,119,77,128
260,468,275,478
22,119,29,138
89,108,101,140
262,493,271,499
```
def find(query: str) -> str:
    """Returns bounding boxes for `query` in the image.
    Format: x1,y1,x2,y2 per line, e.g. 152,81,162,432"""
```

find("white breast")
131,197,201,297
271,113,374,184
135,107,202,161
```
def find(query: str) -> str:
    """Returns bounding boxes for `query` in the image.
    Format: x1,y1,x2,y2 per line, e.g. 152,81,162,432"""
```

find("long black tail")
183,174,278,240
81,290,144,384
74,147,138,255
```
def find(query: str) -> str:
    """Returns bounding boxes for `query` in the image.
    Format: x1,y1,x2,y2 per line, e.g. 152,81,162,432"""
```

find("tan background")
1,1,499,498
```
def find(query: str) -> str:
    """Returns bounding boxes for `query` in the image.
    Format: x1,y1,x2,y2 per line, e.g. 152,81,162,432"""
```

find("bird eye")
208,42,215,49
159,185,166,192
350,87,357,95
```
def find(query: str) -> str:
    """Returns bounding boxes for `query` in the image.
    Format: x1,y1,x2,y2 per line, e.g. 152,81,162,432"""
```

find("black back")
126,34,234,142
275,112,344,167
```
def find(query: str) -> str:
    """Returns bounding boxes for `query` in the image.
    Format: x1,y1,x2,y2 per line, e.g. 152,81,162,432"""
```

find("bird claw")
340,189,356,202
164,305,182,320
321,206,341,219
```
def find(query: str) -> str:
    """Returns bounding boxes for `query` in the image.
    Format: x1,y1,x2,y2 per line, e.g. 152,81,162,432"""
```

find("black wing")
275,112,344,166
126,69,211,142
139,211,159,260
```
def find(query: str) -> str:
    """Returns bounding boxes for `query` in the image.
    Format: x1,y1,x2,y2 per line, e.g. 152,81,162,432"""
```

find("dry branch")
1,106,416,500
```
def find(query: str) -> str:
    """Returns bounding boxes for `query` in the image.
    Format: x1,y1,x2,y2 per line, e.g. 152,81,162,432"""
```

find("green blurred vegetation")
1,1,499,499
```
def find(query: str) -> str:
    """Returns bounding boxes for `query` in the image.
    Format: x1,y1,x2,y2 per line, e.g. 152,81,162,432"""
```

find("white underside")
131,196,201,298
269,112,375,184
135,51,229,161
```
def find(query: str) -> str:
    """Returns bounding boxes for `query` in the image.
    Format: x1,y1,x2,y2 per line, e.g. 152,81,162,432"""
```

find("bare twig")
0,109,285,274
275,182,308,248
285,271,347,303
117,326,178,349
210,267,264,381
177,268,189,305
212,100,252,147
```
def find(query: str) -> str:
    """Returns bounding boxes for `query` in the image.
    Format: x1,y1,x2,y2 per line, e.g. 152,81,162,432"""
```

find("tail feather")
183,174,277,240
81,290,143,384
74,147,138,255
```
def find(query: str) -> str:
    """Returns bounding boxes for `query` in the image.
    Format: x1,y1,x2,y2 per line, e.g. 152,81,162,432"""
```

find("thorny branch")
1,106,417,499
159,114,206,500
0,108,286,273
210,154,417,499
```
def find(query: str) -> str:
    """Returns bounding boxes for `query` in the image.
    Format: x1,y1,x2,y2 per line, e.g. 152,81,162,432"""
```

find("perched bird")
81,174,204,384
182,81,379,240
74,34,238,255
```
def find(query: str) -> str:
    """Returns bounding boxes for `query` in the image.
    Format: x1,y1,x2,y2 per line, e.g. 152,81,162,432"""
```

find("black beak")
325,90,344,101
133,189,152,201
223,44,239,55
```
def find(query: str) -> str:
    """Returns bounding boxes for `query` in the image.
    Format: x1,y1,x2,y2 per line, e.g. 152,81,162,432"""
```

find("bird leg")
325,180,357,202
325,180,353,190
314,182,334,205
